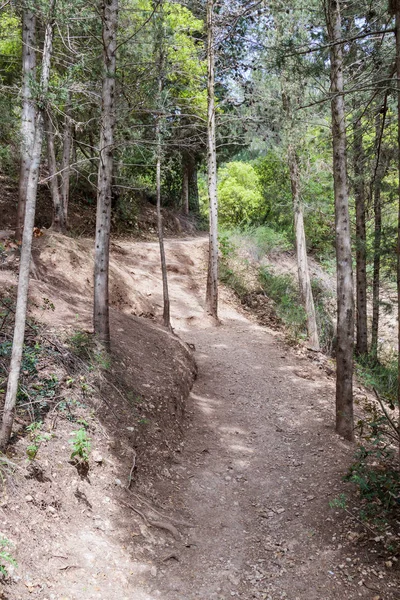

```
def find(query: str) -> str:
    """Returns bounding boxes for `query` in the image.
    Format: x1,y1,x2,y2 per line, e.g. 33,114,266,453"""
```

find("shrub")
217,162,264,226
258,266,307,340
69,427,91,462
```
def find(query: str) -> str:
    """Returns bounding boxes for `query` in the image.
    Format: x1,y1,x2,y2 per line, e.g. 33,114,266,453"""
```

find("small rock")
46,506,56,514
114,478,122,486
276,508,285,514
150,566,158,577
92,451,103,463
25,495,33,503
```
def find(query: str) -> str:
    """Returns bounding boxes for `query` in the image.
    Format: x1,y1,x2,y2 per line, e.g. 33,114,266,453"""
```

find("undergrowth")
355,354,398,408
219,226,334,349
258,266,307,341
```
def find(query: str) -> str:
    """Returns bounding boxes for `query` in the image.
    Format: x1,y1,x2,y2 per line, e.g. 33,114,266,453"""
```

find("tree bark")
352,111,368,356
181,155,189,215
326,0,354,441
155,14,171,331
371,103,387,362
60,96,72,229
156,121,171,329
287,145,320,350
16,9,36,242
93,0,118,348
188,155,199,213
394,0,400,455
0,1,55,449
45,112,66,232
205,0,218,320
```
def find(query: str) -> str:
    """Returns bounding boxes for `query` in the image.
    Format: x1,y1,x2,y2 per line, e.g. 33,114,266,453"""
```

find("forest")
0,0,400,598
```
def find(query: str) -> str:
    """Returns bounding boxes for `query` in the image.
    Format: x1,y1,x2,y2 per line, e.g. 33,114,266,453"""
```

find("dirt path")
4,235,398,599
113,237,397,600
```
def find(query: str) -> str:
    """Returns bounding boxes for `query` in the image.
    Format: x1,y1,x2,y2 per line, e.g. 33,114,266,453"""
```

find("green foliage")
0,537,17,578
219,262,248,299
246,226,291,258
67,330,110,370
355,355,398,408
258,266,307,340
217,162,264,226
69,427,91,462
345,445,400,522
311,279,335,355
26,421,52,460
329,493,348,510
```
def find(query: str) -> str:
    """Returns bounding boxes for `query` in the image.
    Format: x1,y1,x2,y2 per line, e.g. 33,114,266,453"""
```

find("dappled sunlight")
228,443,254,456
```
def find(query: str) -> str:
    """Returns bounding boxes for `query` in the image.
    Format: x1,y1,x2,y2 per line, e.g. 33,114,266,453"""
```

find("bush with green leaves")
26,421,52,460
258,266,307,340
345,445,400,525
0,537,17,578
69,427,91,462
217,162,264,227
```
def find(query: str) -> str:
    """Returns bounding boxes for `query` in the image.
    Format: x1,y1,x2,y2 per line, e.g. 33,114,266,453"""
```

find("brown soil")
0,234,399,599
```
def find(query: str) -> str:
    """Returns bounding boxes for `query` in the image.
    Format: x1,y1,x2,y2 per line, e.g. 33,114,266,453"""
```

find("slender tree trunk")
45,112,66,232
287,145,320,350
371,104,387,362
60,96,72,229
394,0,400,455
93,0,118,348
353,112,368,356
205,0,218,319
326,0,354,441
188,155,199,213
181,155,189,215
156,121,171,329
16,9,36,242
154,11,171,330
0,2,55,449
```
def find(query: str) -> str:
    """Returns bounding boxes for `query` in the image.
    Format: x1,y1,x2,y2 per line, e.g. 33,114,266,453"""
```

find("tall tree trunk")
155,12,171,330
287,145,320,350
188,155,199,213
353,111,368,356
0,2,55,449
16,9,36,242
45,112,66,232
205,0,218,319
371,103,387,362
326,0,354,441
156,121,171,329
93,0,118,348
60,96,72,229
394,0,400,455
181,154,189,215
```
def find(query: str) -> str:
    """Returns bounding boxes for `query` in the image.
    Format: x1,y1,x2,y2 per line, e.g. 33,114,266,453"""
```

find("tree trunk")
0,2,55,449
181,155,189,215
155,14,171,330
371,104,387,362
93,0,118,348
156,121,171,329
188,155,199,213
16,9,36,242
60,96,72,229
287,145,320,350
45,112,66,232
394,0,400,455
326,0,355,441
353,112,368,356
205,0,218,320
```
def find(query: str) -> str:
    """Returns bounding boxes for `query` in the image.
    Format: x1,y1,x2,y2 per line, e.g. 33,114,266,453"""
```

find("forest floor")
0,234,399,599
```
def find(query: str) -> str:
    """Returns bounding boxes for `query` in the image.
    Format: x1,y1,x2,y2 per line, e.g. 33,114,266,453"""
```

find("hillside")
0,232,398,599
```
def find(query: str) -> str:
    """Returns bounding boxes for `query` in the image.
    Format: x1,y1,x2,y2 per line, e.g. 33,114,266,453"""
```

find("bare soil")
0,234,399,600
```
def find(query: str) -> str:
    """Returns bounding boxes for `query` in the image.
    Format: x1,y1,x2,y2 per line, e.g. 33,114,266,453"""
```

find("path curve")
119,237,397,600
